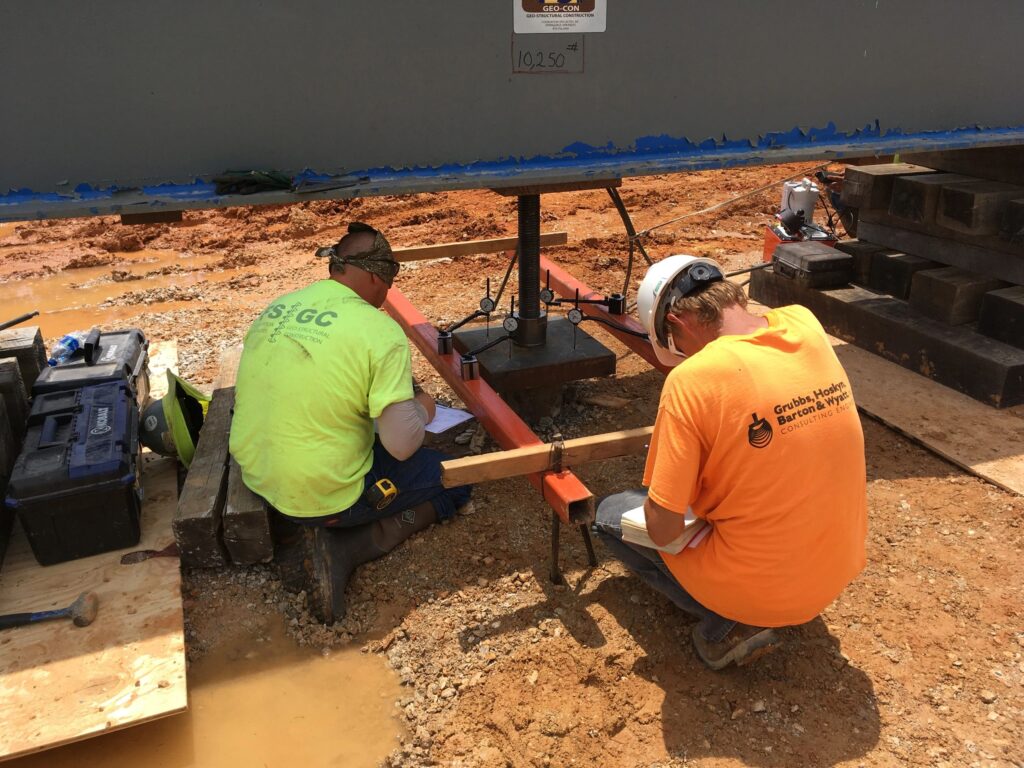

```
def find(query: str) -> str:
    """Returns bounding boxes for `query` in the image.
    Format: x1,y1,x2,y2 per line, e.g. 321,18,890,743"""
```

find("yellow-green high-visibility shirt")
230,280,413,518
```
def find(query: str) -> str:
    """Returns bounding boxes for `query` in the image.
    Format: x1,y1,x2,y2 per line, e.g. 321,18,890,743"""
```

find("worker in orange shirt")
595,256,867,669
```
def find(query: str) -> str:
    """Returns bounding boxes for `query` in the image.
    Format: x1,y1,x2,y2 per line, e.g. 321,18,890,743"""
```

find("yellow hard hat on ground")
139,370,211,467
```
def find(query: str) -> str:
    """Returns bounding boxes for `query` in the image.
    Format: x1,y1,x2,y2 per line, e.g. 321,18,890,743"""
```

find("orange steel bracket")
384,287,595,527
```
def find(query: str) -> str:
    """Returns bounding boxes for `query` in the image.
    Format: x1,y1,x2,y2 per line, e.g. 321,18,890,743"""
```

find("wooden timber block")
856,214,1024,285
0,398,14,571
490,179,621,196
223,457,273,565
840,163,932,209
979,286,1024,350
173,387,233,568
0,359,28,453
869,251,940,300
909,267,1008,325
120,210,182,225
904,147,1024,187
0,498,12,573
835,239,885,285
0,325,46,394
937,180,1024,236
889,173,973,224
750,268,1024,408
998,199,1024,245
0,398,14,478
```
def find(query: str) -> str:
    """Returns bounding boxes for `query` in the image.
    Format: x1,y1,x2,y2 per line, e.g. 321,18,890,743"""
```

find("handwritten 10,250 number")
517,50,567,70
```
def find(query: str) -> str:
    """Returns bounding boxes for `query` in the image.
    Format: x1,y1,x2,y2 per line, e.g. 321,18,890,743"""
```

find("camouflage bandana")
315,222,400,285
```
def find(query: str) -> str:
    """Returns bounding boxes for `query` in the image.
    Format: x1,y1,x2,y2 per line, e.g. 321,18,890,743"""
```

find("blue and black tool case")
32,328,149,399
4,382,142,565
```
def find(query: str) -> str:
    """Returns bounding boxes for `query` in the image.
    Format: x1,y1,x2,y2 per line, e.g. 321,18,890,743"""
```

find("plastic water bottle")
47,332,86,367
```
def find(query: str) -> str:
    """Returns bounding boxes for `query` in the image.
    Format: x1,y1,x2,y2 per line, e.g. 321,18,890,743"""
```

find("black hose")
0,311,40,332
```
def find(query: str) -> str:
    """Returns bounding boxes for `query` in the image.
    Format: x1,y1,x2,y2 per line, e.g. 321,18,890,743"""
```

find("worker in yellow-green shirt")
230,222,472,624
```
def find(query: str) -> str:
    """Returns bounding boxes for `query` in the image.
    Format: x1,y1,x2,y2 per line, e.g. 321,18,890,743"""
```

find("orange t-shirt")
643,304,867,627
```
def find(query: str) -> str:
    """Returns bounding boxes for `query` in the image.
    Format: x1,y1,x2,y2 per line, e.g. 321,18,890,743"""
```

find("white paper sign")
514,0,607,34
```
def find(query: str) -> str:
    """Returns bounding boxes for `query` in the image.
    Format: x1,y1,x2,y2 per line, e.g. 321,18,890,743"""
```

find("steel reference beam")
383,287,595,525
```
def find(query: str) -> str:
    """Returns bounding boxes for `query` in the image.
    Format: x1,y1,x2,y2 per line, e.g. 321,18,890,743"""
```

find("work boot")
306,501,439,624
691,623,781,671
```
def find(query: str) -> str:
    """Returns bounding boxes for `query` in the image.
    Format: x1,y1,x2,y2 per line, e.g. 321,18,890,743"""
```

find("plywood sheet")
0,455,186,761
832,340,1024,496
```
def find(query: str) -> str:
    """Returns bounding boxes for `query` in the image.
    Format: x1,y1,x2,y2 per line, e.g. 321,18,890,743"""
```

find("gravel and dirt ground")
1,163,1021,767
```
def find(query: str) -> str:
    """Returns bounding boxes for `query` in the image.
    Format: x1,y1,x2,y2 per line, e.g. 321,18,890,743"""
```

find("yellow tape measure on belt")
367,478,398,510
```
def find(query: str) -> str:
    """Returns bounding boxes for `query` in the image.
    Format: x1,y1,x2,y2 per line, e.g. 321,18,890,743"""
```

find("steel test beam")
539,256,672,374
384,287,594,526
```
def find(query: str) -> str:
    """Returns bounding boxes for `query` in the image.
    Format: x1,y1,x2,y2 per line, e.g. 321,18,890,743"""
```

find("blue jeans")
292,439,472,528
594,489,735,643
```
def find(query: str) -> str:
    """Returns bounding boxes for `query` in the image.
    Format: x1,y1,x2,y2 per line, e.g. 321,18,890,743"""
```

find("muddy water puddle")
0,249,254,339
10,619,404,768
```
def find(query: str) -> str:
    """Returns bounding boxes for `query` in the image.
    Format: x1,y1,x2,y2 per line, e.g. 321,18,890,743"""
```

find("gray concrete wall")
2,1,1023,194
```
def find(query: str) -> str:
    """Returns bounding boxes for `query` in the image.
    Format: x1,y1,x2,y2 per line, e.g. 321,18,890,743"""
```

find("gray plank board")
223,457,273,566
172,387,233,568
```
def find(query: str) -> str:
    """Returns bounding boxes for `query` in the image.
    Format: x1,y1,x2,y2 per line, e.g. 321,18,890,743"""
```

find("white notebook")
620,505,708,555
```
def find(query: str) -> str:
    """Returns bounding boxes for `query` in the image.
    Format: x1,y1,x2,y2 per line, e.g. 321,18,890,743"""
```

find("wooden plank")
856,215,1024,285
908,267,1008,325
144,339,178,406
903,147,1024,187
442,426,653,487
0,456,187,761
172,389,232,568
831,340,1024,496
223,457,273,565
889,173,973,224
172,345,242,568
213,344,243,389
393,232,567,263
937,180,1024,235
979,286,1024,350
749,268,1024,408
0,326,46,394
840,163,932,209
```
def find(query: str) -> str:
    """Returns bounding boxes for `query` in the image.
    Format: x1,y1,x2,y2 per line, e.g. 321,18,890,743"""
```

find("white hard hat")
636,254,723,367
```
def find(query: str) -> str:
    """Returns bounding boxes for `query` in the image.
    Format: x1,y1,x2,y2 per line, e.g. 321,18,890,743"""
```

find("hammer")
0,592,99,631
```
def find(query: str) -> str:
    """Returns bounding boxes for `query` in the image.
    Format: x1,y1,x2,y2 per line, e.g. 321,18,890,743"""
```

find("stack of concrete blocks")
750,153,1024,408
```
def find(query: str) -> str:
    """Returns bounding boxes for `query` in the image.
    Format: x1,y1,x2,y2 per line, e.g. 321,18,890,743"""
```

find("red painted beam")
384,287,594,524
539,256,672,375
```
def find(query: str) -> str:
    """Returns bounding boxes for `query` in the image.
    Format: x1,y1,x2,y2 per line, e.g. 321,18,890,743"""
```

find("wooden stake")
441,426,653,487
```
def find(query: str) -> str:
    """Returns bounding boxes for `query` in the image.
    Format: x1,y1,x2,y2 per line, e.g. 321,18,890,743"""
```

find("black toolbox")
773,242,854,289
32,328,149,400
4,382,142,565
